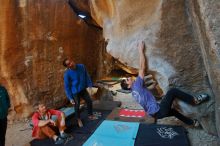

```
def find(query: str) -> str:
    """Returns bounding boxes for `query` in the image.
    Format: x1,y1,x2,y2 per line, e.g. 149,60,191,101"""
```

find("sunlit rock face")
90,0,209,93
90,0,219,135
0,0,103,121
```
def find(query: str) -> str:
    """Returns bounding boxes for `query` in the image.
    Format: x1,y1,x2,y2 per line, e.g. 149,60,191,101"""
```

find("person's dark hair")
63,58,68,67
120,79,130,90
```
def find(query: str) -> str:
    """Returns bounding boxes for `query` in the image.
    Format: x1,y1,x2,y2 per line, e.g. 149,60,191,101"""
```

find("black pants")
155,88,195,125
0,118,7,146
73,89,93,119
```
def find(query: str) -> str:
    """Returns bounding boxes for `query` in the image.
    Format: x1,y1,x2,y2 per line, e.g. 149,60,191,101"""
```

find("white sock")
53,135,58,141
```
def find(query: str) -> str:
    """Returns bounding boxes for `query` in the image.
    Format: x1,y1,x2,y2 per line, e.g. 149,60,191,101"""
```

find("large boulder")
89,0,218,136
188,0,220,137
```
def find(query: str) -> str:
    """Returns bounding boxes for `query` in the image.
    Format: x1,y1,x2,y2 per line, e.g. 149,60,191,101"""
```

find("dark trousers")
0,118,7,146
155,88,195,125
73,89,93,119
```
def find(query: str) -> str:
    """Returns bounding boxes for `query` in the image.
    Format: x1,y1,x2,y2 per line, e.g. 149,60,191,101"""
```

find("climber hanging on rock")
120,41,209,127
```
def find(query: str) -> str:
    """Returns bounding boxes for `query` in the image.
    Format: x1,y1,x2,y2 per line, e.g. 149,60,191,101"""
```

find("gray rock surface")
90,0,218,136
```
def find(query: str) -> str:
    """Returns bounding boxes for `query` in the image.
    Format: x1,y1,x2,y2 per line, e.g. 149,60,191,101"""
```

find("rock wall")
90,0,217,135
0,0,103,121
90,0,209,92
187,0,220,137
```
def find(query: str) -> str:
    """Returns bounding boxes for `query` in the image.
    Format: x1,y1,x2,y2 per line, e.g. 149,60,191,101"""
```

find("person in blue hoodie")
0,85,10,146
63,58,96,127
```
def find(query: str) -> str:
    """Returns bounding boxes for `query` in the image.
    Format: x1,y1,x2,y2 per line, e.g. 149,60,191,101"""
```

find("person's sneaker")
60,132,71,139
193,119,200,127
88,115,99,120
93,112,102,117
194,93,209,105
55,137,65,145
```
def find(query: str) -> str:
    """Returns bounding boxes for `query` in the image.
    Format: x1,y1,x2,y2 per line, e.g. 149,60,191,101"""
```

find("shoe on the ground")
194,93,209,105
193,119,200,127
60,132,71,139
88,115,99,120
93,112,102,117
55,137,65,145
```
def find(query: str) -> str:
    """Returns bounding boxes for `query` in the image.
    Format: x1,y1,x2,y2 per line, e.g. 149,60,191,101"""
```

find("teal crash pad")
83,120,139,146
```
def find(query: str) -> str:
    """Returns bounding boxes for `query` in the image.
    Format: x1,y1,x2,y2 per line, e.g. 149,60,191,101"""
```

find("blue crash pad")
51,107,75,121
83,120,139,146
59,107,75,117
83,134,135,146
94,120,139,138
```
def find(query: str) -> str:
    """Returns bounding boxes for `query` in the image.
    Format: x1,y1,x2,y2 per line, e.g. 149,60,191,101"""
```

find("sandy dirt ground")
6,121,32,146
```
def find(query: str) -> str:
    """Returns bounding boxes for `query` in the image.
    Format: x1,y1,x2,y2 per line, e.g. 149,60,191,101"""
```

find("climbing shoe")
194,93,209,105
60,132,71,139
193,119,200,127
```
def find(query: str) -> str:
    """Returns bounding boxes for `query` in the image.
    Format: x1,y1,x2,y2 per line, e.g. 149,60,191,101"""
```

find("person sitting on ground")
63,57,97,128
120,41,209,127
32,102,69,145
